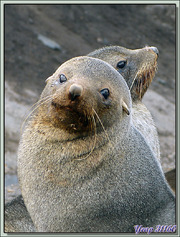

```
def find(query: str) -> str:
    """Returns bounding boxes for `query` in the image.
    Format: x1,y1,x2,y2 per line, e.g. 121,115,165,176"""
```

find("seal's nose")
150,46,159,56
69,84,83,101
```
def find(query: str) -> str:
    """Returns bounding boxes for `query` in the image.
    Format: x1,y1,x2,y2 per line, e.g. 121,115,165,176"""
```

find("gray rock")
37,34,61,50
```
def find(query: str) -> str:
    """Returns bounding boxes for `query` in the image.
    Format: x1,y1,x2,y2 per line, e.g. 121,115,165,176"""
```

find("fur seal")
17,56,175,232
88,45,158,100
88,46,160,160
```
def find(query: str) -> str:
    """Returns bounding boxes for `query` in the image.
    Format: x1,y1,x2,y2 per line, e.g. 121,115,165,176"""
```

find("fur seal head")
19,56,132,191
88,46,158,100
38,56,131,139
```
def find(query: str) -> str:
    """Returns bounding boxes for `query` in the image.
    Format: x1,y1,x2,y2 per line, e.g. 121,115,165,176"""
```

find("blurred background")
4,4,176,202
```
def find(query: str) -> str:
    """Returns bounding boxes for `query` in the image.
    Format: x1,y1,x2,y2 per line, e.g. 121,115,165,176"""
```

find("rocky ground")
4,4,176,202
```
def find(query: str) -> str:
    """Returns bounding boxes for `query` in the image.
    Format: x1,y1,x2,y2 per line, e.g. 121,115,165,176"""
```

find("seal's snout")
149,46,159,56
69,84,83,101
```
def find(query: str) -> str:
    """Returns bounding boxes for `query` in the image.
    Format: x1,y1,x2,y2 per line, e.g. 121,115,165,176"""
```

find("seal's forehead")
58,56,119,77
53,57,88,77
53,56,128,89
88,46,133,57
60,56,102,69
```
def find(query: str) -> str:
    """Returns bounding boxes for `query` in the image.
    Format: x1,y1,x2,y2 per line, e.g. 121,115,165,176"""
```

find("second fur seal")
88,46,160,160
17,56,175,232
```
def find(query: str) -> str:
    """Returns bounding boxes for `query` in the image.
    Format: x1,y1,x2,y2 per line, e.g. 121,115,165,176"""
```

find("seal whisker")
30,95,53,111
129,70,139,92
21,96,53,134
92,108,113,148
88,114,94,138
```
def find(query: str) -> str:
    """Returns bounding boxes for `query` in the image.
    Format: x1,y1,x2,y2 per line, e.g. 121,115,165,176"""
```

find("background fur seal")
88,46,158,100
88,46,160,161
17,56,174,232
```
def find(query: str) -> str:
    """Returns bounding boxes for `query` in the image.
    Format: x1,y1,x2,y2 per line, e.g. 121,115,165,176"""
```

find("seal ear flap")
45,75,53,84
45,77,51,84
122,100,130,115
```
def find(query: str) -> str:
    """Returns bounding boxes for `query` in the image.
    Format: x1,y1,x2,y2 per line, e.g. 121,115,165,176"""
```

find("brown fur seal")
88,46,160,161
17,56,175,232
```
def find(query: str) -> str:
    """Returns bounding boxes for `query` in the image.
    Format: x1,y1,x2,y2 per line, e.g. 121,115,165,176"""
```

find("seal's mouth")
51,100,94,133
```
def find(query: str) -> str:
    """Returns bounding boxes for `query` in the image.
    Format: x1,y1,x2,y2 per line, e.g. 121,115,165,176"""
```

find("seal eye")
117,60,126,69
59,74,67,83
100,88,110,100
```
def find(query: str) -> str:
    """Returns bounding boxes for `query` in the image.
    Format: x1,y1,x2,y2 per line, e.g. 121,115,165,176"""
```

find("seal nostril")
150,46,159,56
69,84,83,101
70,93,79,101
